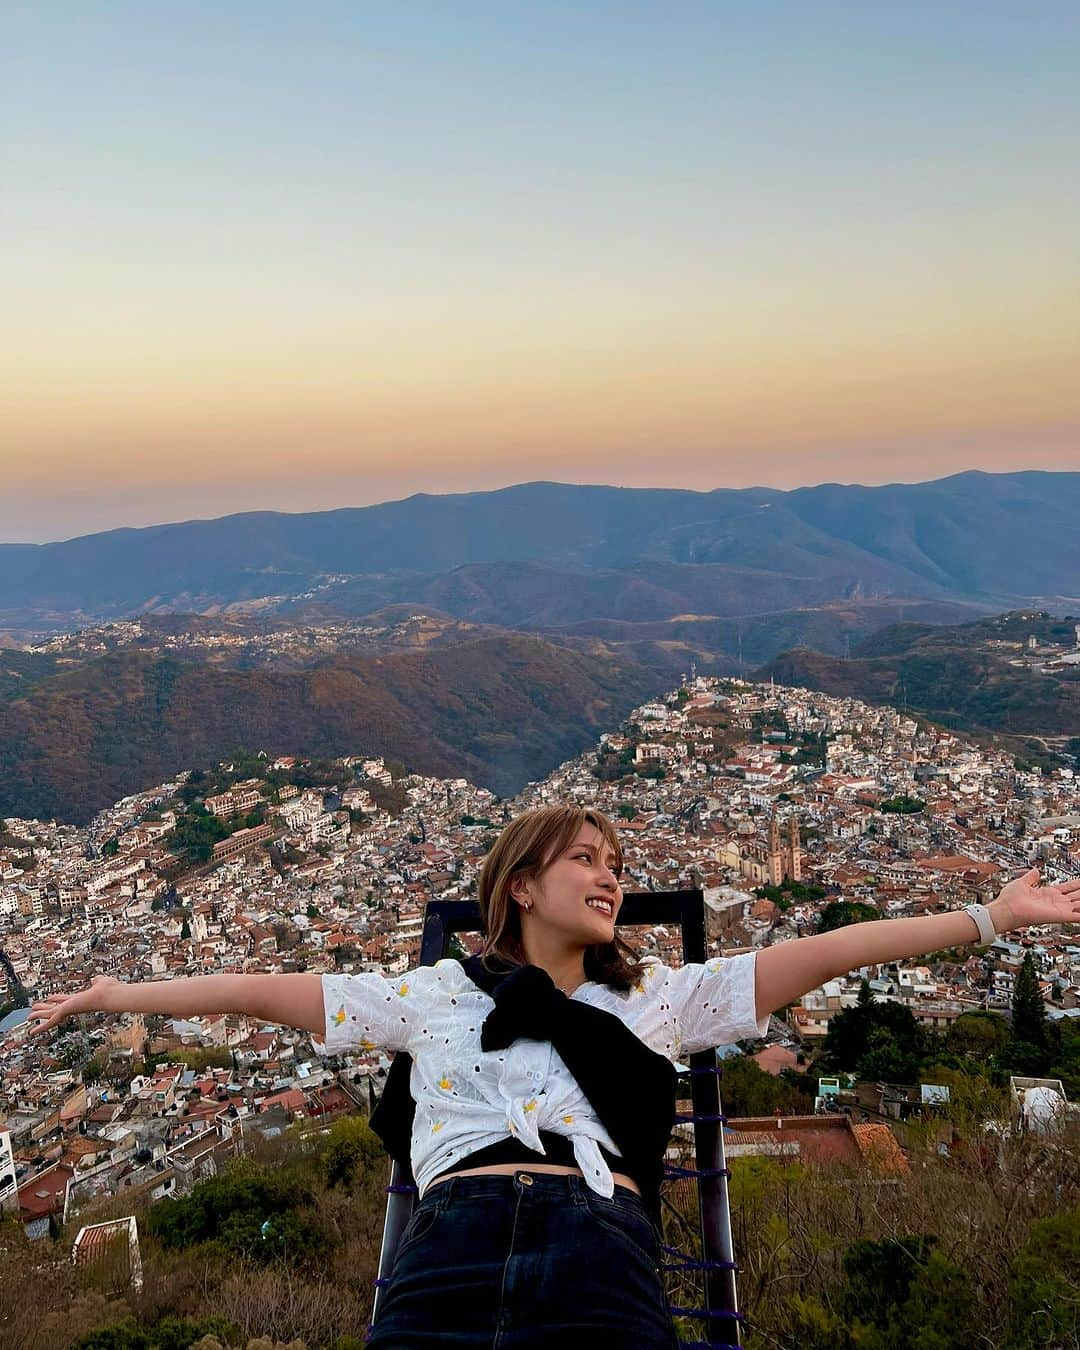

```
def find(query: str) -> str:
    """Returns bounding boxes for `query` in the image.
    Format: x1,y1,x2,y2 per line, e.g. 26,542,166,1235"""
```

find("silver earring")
523,900,533,912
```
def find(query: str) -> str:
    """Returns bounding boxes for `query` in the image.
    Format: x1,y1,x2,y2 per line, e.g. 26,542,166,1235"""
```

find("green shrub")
73,1316,239,1350
318,1115,384,1190
144,1163,332,1268
1007,1208,1080,1347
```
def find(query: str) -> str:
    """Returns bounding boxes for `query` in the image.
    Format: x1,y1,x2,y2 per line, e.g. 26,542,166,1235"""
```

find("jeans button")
518,1172,533,1186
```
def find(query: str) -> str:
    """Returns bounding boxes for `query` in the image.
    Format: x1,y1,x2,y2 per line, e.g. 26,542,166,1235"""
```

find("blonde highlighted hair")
477,804,646,990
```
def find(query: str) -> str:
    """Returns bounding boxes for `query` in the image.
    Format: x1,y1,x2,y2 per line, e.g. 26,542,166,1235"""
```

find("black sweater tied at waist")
369,955,676,1221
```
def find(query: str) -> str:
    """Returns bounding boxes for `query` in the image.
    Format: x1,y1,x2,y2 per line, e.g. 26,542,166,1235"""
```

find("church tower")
786,814,802,882
768,810,783,886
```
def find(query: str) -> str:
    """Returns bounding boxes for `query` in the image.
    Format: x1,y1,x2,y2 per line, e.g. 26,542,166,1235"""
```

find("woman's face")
517,822,622,948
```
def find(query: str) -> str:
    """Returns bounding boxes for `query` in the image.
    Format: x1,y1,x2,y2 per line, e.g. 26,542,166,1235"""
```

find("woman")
29,804,1080,1348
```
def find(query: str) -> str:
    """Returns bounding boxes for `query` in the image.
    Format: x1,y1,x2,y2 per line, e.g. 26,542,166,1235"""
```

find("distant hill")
540,597,979,669
755,612,1080,748
2,471,1077,627
0,648,62,701
7,603,986,823
0,636,662,824
277,559,887,627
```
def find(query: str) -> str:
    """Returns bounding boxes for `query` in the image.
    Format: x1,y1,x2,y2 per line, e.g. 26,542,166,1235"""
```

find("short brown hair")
477,804,645,990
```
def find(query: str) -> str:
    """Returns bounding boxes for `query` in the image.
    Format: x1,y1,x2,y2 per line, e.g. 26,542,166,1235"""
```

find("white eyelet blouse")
319,952,766,1200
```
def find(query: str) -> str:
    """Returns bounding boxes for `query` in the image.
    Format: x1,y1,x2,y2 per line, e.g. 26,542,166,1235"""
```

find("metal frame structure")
370,890,743,1348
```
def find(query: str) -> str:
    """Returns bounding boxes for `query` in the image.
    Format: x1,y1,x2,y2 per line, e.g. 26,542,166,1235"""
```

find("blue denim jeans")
368,1170,680,1348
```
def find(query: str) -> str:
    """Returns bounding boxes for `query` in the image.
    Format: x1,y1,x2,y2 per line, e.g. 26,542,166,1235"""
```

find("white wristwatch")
963,902,997,949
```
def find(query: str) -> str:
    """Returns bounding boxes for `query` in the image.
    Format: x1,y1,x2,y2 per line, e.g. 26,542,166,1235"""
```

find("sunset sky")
4,2,1078,543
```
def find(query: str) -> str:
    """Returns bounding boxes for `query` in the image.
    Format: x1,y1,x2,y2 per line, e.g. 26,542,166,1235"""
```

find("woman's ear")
509,873,531,908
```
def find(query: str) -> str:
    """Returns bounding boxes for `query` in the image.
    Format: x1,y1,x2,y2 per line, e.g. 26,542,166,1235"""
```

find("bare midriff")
426,1162,641,1195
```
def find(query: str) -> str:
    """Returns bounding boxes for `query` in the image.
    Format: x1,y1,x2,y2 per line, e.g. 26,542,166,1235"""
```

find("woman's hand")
988,868,1080,934
27,975,121,1036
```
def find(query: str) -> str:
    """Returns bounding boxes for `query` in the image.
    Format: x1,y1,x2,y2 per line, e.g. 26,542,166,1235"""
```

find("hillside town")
25,612,442,662
2,675,1078,1239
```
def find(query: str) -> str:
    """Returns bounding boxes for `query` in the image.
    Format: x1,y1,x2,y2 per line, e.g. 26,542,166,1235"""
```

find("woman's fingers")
28,1000,76,1032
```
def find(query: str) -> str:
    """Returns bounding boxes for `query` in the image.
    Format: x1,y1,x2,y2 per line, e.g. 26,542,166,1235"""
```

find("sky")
3,2,1079,543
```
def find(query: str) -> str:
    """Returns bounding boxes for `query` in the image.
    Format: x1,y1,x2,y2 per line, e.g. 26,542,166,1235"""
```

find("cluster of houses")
2,676,1078,1239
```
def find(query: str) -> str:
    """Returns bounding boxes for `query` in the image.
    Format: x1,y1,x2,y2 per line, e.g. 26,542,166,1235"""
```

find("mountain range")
2,471,1077,630
2,471,1077,823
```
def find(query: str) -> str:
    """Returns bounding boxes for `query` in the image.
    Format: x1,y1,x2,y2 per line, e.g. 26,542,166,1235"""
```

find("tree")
715,1055,802,1118
318,1115,384,1189
946,1010,1009,1065
838,1234,975,1350
841,1234,934,1335
857,1026,923,1084
880,796,926,814
1011,953,1050,1052
818,901,880,933
71,1314,239,1349
144,1161,331,1269
824,999,925,1076
1008,1209,1080,1347
167,804,230,862
1048,1017,1080,1100
82,1055,106,1085
917,1064,1006,1128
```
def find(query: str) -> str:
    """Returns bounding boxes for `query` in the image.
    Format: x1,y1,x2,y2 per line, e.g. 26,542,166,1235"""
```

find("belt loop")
433,1175,455,1212
567,1173,588,1207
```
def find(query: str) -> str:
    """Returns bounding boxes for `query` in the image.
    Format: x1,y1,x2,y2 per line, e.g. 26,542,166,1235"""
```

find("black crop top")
431,1130,628,1186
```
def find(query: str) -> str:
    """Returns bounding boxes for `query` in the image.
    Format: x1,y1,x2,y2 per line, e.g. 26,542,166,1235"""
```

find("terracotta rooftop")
18,1163,74,1219
916,856,1001,877
751,1045,801,1076
258,1087,306,1114
851,1122,911,1176
72,1217,136,1273
724,1113,910,1176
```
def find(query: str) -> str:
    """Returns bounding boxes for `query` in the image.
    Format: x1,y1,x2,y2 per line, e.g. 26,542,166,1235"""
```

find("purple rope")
670,1306,747,1323
678,1342,743,1349
674,1111,728,1123
665,1163,731,1180
686,1065,724,1075
385,1182,417,1194
663,1254,738,1272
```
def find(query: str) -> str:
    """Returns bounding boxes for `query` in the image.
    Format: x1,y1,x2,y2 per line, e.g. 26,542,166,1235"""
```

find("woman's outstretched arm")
754,868,1080,1020
27,972,327,1038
